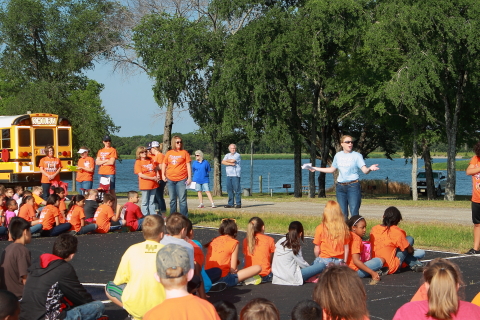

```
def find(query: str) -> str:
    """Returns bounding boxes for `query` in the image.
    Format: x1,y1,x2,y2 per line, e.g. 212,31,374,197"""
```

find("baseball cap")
146,142,152,150
156,244,191,278
103,135,111,142
151,141,160,148
77,148,89,154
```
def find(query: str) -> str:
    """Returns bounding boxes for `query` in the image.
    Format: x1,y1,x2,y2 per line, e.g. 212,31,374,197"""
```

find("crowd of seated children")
106,215,165,320
93,193,122,233
66,195,98,235
272,221,323,286
243,217,275,284
370,206,425,274
0,217,31,299
117,190,144,232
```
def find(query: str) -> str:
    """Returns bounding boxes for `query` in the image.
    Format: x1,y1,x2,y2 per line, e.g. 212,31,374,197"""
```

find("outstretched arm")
361,164,379,174
309,166,337,174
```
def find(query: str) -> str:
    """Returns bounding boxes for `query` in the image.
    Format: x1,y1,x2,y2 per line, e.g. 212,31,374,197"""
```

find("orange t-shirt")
32,194,43,211
134,158,158,190
93,204,114,233
39,156,62,183
470,156,480,203
76,156,94,182
39,205,59,231
205,235,238,277
411,283,428,302
313,223,349,259
66,205,86,232
187,239,205,266
58,199,66,213
18,203,36,222
97,147,118,175
163,149,191,181
370,225,410,274
242,233,275,276
155,153,165,177
144,294,220,320
346,232,362,271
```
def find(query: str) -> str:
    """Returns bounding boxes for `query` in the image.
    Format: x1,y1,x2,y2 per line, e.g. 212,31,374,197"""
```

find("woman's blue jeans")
141,189,157,215
77,180,93,191
396,236,425,271
336,181,362,219
167,178,188,216
155,180,167,213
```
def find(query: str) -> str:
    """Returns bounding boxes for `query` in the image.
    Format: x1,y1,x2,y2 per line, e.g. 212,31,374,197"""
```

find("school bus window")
58,129,69,146
2,129,11,149
18,129,31,147
34,128,53,147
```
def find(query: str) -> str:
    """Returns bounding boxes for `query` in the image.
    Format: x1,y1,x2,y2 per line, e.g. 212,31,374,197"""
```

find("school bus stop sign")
1,149,9,162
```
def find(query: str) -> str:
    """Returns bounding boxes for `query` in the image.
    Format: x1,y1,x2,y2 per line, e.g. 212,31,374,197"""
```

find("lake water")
65,157,473,196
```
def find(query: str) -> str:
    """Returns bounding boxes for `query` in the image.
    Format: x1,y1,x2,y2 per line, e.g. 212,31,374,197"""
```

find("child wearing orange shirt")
312,201,351,273
143,244,221,320
32,186,46,213
93,194,121,234
54,187,67,218
369,206,425,274
18,195,43,234
204,219,261,287
243,217,275,284
66,195,98,235
38,194,72,237
345,215,386,279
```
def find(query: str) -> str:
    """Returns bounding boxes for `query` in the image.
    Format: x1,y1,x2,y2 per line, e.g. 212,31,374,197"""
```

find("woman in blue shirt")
192,150,216,208
309,135,379,219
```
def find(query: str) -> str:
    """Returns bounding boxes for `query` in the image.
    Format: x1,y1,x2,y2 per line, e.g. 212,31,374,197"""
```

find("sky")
85,62,199,137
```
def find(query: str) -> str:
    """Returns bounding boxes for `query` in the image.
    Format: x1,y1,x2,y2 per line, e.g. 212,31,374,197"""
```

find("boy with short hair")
4,188,14,201
0,217,31,299
143,244,220,320
116,191,144,232
84,189,99,223
106,215,165,319
93,193,121,233
20,234,105,320
32,186,46,212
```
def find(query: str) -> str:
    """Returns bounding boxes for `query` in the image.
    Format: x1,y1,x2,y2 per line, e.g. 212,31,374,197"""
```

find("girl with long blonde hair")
312,201,351,273
243,217,275,282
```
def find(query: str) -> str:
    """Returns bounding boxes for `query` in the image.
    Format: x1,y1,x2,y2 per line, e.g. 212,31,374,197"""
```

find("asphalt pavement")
2,227,479,320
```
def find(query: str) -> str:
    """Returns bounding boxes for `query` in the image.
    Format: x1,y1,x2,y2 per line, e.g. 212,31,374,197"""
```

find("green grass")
432,160,469,171
189,210,473,253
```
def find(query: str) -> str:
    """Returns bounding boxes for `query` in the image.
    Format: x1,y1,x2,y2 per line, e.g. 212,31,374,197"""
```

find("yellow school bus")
0,113,73,186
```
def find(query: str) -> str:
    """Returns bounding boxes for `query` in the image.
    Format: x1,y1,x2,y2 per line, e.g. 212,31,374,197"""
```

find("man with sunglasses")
222,144,242,208
310,135,379,219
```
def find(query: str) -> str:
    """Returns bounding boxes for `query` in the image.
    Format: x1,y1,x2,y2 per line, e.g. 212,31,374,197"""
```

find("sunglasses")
343,141,353,144
221,218,237,223
176,141,182,144
195,154,200,157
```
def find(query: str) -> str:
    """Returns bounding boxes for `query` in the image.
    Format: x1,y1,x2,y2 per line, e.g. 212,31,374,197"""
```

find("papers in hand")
187,182,197,190
301,163,313,170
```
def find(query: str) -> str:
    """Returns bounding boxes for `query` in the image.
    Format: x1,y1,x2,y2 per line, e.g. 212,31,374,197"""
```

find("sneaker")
410,263,424,273
31,232,41,238
377,267,389,277
197,203,204,208
234,205,242,209
244,275,262,285
465,248,480,255
211,203,217,208
69,230,77,236
224,205,234,208
209,282,228,292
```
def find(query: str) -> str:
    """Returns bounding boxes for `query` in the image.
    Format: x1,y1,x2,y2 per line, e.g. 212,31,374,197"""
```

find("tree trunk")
212,140,222,196
294,135,302,198
411,126,418,201
162,99,174,153
422,141,434,200
309,114,316,198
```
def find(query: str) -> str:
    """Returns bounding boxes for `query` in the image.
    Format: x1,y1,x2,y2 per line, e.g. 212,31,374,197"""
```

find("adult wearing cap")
96,135,118,204
150,141,167,215
162,135,191,217
76,147,94,191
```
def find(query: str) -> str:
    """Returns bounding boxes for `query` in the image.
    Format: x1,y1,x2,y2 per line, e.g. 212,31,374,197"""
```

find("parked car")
415,171,446,196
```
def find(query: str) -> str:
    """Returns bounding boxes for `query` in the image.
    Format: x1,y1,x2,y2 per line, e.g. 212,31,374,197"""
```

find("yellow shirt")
113,240,166,319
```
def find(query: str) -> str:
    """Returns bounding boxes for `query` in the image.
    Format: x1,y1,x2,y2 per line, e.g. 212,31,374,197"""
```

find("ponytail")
424,258,462,320
247,217,264,255
68,194,85,211
281,221,304,256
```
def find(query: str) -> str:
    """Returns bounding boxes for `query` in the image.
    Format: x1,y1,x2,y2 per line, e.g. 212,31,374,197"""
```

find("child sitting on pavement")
38,194,72,237
106,215,166,320
4,199,18,227
20,234,105,320
116,191,144,232
66,195,98,235
93,193,122,233
4,188,14,201
18,196,43,234
143,244,220,320
0,217,31,299
84,189,99,223
32,186,46,213
54,187,68,217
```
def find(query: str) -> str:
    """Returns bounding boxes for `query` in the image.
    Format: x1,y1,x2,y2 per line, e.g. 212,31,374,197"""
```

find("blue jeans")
396,236,425,271
42,183,51,200
77,224,98,235
136,218,144,231
141,189,156,215
30,224,43,234
357,258,385,278
300,263,325,281
155,180,167,213
336,181,361,219
0,226,7,235
226,176,241,206
167,178,188,216
77,180,93,191
49,223,72,237
64,300,104,320
205,267,222,284
312,257,345,275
